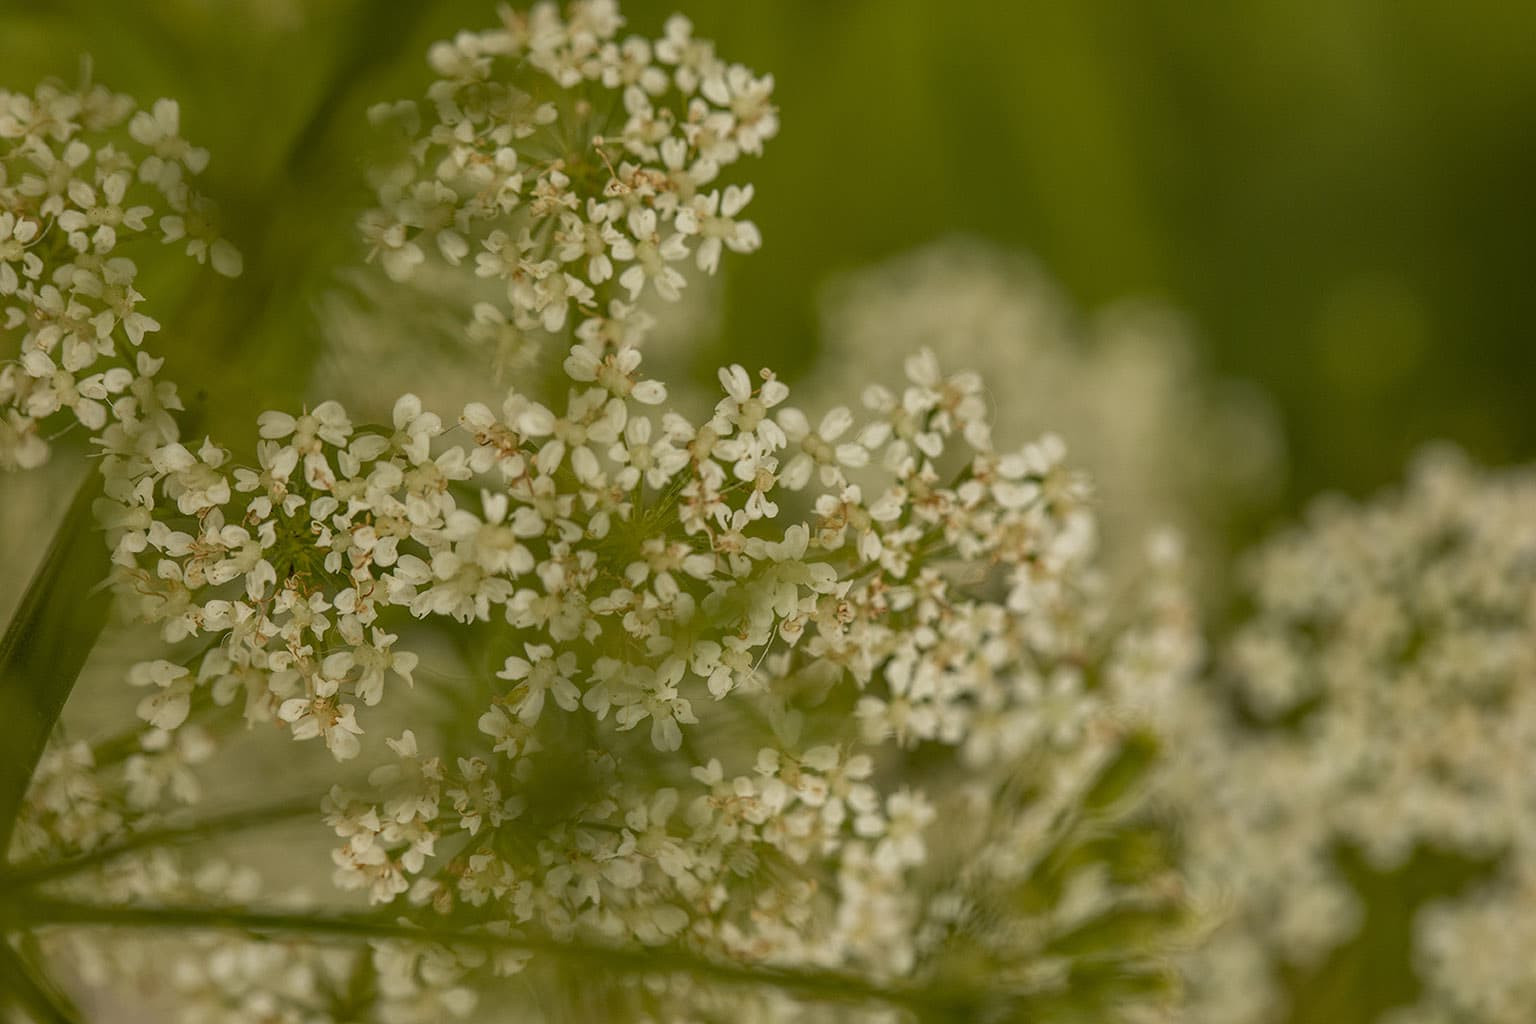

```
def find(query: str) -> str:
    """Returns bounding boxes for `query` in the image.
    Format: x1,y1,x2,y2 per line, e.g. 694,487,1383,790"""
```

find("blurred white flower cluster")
361,0,773,367
0,71,240,471
1391,869,1536,1024
1164,448,1536,1024
814,239,1283,583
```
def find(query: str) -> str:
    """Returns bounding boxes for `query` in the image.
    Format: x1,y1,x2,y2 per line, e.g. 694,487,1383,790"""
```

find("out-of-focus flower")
812,238,1283,584
1162,447,1536,1024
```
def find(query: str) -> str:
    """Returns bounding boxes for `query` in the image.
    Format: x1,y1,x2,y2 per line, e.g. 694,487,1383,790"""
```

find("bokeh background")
4,1,1535,1020
6,0,1534,525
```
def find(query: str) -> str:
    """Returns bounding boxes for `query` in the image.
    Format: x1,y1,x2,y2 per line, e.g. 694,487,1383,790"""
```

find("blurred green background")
6,0,1534,527
4,2,1535,1022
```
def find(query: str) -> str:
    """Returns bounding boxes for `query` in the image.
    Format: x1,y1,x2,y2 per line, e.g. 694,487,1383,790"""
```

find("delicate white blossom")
359,1,775,357
1,73,240,470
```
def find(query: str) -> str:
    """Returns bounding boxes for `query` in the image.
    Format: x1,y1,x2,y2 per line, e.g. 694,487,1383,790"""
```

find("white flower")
128,98,210,174
279,678,364,761
616,207,690,301
497,643,580,724
390,393,442,463
127,659,193,731
777,405,867,490
0,211,42,294
360,210,426,282
674,184,760,273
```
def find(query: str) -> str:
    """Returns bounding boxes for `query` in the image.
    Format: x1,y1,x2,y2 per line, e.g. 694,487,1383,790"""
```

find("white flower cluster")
812,239,1282,580
11,741,129,861
362,0,774,360
1383,870,1536,1024
1163,448,1536,1024
62,328,1196,1019
1,72,240,471
6,8,1199,1021
95,344,1003,753
305,346,1194,1018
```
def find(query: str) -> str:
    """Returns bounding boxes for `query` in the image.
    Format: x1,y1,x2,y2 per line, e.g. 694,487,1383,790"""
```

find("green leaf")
0,941,80,1024
1081,730,1159,813
0,474,109,864
1044,902,1188,958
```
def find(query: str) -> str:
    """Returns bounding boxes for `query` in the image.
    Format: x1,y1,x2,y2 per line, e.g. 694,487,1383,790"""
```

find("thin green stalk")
15,897,983,1019
0,942,79,1024
0,797,318,893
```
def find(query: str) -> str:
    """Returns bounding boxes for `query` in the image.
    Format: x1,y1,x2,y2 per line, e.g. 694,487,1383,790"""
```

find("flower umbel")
0,69,240,471
361,1,775,358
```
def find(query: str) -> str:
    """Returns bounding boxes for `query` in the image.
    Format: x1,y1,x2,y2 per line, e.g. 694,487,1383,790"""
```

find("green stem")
14,897,978,1018
0,941,80,1024
0,797,318,893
